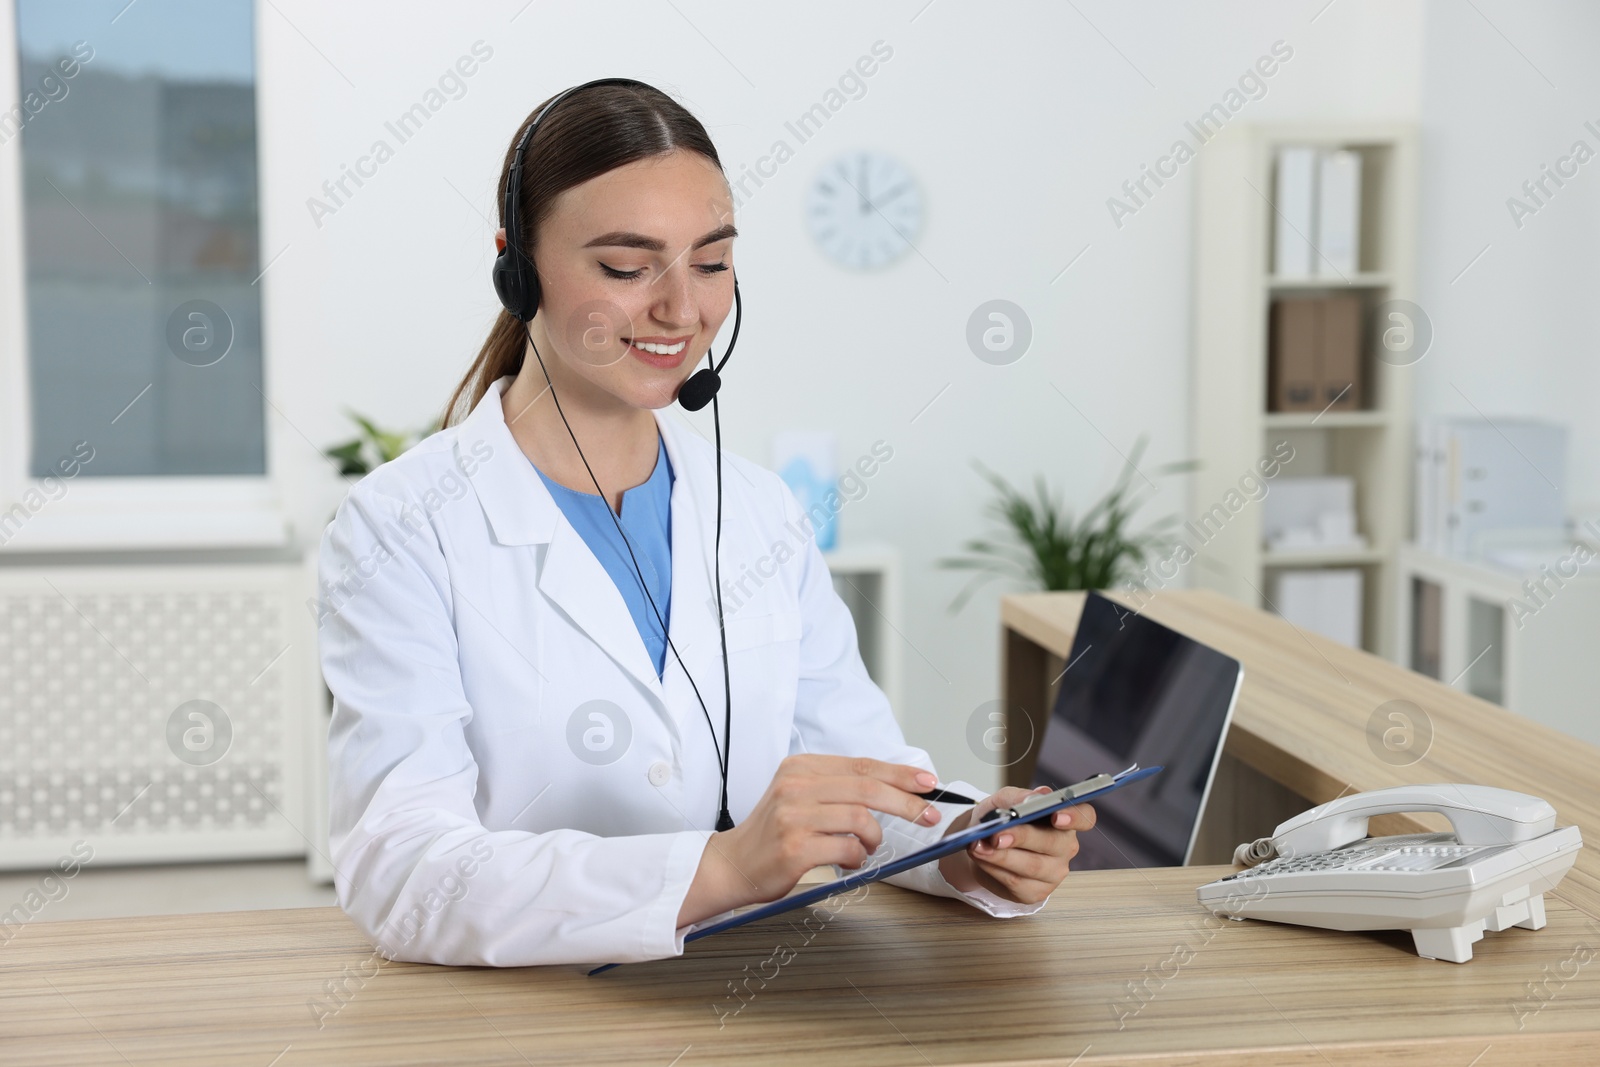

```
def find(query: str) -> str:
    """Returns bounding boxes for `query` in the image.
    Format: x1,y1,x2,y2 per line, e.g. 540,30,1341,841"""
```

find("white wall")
263,0,1427,789
1415,0,1600,520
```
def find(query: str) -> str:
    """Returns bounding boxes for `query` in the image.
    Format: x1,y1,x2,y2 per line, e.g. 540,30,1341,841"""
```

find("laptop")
1027,591,1242,869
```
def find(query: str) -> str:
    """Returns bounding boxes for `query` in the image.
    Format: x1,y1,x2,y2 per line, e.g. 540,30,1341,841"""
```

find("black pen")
916,787,978,805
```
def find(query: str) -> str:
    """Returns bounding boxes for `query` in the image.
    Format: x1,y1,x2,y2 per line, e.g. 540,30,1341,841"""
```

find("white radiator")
0,561,318,869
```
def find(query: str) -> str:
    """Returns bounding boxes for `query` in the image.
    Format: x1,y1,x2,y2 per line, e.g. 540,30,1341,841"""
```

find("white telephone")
1196,784,1583,962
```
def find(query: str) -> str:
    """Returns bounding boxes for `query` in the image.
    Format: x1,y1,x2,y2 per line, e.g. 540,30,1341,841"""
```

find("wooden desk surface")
6,865,1597,1066
7,589,1596,1065
1002,589,1600,924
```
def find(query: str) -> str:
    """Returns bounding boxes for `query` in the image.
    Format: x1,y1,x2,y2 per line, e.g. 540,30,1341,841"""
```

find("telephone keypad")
1224,839,1486,880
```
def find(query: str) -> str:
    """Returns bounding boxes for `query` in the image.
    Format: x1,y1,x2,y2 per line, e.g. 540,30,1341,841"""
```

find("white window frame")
0,0,288,552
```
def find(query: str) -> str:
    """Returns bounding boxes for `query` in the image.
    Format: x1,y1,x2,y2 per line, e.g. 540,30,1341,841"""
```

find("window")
11,0,262,478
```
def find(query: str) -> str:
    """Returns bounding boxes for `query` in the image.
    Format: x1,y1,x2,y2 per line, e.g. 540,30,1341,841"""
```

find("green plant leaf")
324,439,368,476
938,435,1192,611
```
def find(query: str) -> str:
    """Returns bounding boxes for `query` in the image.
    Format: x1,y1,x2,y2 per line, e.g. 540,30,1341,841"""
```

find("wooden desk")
6,863,1597,1066
5,590,1596,1064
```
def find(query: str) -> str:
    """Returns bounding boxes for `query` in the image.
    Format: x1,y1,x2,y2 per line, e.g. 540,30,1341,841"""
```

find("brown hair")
439,83,724,429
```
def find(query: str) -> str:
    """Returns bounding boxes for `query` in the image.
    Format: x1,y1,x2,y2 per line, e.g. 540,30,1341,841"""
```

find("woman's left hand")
936,786,1096,905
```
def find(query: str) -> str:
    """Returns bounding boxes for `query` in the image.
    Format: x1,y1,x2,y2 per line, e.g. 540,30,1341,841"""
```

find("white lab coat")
317,374,1040,968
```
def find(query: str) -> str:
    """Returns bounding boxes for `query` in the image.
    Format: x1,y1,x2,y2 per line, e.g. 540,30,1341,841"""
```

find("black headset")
492,78,740,832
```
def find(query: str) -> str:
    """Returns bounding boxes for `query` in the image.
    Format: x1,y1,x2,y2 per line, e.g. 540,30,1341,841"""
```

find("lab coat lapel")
540,519,665,699
461,376,664,700
654,409,725,733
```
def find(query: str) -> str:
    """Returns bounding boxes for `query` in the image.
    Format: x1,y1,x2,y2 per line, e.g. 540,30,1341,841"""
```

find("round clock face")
805,151,923,270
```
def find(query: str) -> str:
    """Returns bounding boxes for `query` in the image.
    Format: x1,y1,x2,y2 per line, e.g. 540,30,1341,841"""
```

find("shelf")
1265,272,1391,289
1262,546,1385,567
1194,122,1417,661
1263,410,1390,429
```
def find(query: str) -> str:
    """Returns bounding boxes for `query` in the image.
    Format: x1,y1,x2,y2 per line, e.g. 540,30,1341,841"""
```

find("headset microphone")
676,281,740,412
492,78,741,833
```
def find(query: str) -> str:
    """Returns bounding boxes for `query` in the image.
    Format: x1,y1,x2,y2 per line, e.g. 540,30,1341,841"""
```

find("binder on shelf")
1272,146,1318,277
1315,149,1362,277
1414,418,1567,558
1414,420,1445,552
1272,146,1363,277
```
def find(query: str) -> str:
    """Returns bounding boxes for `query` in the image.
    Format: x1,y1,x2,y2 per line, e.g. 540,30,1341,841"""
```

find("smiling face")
521,148,737,410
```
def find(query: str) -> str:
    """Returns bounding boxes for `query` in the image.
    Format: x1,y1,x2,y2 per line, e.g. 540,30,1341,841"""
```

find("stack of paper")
1263,477,1366,551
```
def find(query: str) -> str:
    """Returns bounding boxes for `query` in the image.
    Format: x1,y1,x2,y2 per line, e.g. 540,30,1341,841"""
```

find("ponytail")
439,310,525,431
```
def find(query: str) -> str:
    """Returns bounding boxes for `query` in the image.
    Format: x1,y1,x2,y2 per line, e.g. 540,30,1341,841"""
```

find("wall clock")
805,151,924,270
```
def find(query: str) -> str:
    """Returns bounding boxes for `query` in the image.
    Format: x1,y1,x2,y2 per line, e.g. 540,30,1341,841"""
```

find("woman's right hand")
676,755,943,927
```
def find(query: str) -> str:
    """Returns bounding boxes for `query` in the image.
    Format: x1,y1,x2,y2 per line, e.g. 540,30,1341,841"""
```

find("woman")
319,79,1096,967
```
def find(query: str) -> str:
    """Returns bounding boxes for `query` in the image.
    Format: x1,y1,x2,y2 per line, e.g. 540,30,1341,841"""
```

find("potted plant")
324,412,433,477
938,437,1193,611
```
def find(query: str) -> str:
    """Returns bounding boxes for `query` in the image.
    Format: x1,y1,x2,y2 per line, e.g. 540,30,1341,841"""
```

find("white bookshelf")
1191,123,1420,660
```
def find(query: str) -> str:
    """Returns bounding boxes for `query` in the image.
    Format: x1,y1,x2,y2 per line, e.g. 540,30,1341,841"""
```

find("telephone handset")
1197,783,1582,963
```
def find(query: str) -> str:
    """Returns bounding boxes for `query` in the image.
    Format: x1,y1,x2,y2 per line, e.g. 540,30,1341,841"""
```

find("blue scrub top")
532,434,674,677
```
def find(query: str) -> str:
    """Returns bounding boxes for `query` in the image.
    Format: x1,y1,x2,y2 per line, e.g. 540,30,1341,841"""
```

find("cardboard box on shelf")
1319,295,1362,410
1267,295,1364,413
1269,299,1319,412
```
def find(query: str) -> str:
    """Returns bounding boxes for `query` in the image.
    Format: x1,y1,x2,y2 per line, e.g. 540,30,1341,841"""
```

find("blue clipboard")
588,764,1161,975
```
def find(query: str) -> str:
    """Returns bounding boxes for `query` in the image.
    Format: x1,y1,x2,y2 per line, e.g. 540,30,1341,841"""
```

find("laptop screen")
1029,592,1242,868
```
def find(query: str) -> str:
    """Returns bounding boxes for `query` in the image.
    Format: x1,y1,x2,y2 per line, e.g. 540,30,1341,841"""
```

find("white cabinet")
823,542,903,723
1398,543,1600,747
0,559,321,869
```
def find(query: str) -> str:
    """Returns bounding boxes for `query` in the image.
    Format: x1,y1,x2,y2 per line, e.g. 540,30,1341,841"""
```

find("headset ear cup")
491,248,520,318
492,247,540,321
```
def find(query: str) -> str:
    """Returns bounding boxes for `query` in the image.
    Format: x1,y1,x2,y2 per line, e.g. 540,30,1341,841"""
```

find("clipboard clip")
980,763,1141,825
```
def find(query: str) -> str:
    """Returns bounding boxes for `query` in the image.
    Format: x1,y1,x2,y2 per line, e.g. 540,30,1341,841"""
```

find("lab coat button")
647,761,672,787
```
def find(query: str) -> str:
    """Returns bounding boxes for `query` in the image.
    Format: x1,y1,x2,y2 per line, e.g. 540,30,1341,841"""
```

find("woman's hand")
937,786,1096,906
677,755,941,927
